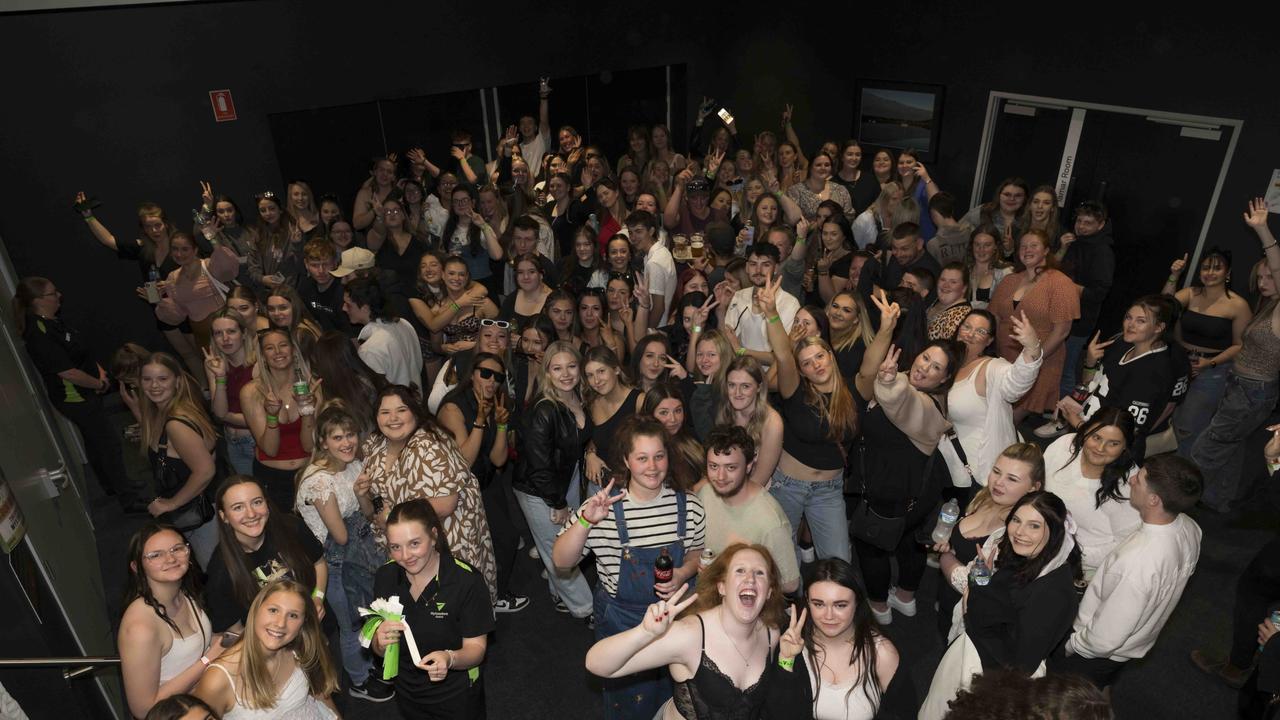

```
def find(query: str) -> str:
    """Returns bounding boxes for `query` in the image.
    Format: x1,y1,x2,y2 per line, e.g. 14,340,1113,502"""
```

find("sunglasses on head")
480,319,512,329
254,190,277,201
476,367,507,383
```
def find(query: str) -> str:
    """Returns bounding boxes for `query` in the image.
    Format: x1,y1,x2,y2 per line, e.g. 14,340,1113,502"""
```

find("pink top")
155,246,239,324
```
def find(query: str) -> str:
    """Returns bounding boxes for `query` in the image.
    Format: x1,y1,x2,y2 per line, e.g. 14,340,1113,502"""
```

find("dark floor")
83,406,1279,720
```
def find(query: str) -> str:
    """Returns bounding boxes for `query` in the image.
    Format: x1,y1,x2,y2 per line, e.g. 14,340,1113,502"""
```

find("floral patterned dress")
363,428,497,602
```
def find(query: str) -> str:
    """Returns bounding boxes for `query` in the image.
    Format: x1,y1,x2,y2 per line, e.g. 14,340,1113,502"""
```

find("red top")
256,415,307,461
225,362,254,415
595,215,622,255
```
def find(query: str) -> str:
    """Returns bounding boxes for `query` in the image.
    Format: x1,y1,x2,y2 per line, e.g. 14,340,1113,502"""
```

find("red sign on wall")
209,89,237,122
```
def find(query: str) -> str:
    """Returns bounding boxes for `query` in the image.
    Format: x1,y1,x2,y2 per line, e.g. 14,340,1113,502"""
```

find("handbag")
153,419,218,532
849,396,942,552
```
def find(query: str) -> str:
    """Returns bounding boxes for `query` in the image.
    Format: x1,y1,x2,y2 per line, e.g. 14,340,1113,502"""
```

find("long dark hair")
639,381,703,493
952,308,999,358
213,476,318,612
144,694,218,720
1190,246,1235,297
441,184,483,256
375,384,452,443
442,352,509,418
309,331,383,434
1061,407,1137,508
122,522,206,638
994,490,1082,586
802,559,886,715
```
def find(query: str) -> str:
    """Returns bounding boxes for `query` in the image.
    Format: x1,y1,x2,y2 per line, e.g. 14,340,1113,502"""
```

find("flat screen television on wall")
854,79,945,162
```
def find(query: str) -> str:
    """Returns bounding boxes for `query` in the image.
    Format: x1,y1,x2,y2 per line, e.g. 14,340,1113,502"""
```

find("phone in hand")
717,108,735,125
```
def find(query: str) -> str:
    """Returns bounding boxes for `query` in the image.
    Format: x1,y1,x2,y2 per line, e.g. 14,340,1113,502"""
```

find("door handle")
35,464,70,498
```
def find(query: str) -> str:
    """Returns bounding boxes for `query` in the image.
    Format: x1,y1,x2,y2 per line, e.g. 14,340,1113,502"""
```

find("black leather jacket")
513,397,590,509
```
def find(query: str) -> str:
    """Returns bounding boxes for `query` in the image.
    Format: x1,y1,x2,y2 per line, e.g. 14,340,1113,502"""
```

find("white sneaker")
886,588,917,617
871,603,893,625
528,545,541,560
1033,420,1068,439
799,545,816,564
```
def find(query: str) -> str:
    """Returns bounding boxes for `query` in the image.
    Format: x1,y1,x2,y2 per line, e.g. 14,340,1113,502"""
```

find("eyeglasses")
476,367,507,384
143,543,191,562
479,319,512,329
962,326,992,337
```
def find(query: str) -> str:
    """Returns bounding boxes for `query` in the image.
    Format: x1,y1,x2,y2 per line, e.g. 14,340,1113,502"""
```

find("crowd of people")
15,80,1280,719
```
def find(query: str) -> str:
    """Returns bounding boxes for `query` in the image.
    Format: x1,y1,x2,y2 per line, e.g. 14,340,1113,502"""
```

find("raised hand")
470,210,486,226
1265,423,1280,462
75,191,94,218
641,584,697,638
203,345,224,379
354,472,372,498
1058,231,1076,251
632,273,652,310
755,273,780,316
869,288,901,330
1245,197,1271,230
263,389,283,417
1169,253,1188,276
1009,311,1041,350
706,148,725,178
1085,330,1115,367
662,354,689,380
406,147,428,167
877,345,902,383
450,145,466,161
200,181,215,208
778,604,807,662
697,96,715,122
713,279,736,309
581,479,627,525
781,103,793,126
493,392,510,426
691,294,718,328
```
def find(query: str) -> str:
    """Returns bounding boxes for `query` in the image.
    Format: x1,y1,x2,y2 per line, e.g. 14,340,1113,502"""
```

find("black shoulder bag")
848,396,942,552
153,419,218,532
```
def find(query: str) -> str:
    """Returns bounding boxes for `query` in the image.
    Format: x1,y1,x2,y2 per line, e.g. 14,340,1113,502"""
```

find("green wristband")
777,657,795,671
767,315,781,324
496,423,508,432
736,347,747,357
215,377,227,386
691,325,702,334
449,301,461,312
83,215,94,222
578,515,593,529
265,414,279,424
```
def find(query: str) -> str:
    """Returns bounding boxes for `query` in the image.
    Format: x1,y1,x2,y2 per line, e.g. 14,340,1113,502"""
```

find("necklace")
720,607,758,668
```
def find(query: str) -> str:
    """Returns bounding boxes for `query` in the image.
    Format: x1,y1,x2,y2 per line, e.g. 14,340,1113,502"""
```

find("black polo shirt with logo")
373,554,494,700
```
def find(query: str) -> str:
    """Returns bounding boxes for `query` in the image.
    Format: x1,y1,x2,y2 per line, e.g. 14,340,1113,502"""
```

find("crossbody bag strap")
946,429,977,485
906,395,946,513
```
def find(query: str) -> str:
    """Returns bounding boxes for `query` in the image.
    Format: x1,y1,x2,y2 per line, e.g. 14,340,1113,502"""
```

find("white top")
520,130,549,183
158,597,212,683
851,208,879,250
805,640,883,720
724,285,799,354
208,662,336,720
295,460,364,544
643,240,678,326
696,484,800,589
357,318,423,392
1042,434,1141,581
939,353,1041,488
1067,514,1202,661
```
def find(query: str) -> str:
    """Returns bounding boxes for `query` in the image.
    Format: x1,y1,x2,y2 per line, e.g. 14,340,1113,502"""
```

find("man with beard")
717,242,799,366
695,425,799,593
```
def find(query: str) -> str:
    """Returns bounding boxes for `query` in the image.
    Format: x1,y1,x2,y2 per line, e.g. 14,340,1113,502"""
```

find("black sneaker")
552,596,570,614
586,613,596,631
349,677,395,703
494,594,531,613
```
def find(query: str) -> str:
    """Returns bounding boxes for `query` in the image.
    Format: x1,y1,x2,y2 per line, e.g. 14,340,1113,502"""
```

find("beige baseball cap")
331,247,376,277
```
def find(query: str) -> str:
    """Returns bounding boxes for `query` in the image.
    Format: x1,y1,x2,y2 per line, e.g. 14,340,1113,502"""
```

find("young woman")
426,318,513,414
193,579,339,718
606,273,643,361
650,123,687,174
239,328,320,513
560,226,610,297
961,178,1030,258
138,353,222,567
438,353,529,613
499,253,554,326
225,286,270,333
194,185,251,284
579,287,624,358
807,216,857,305
1026,185,1063,250
988,230,1080,422
424,171,458,238
966,225,1013,310
894,149,940,238
202,476,327,635
833,140,881,215
286,180,322,241
1193,199,1280,512
442,185,504,295
632,333,674,393
514,316,555,413
544,289,583,346
555,416,706,719
828,291,875,381
942,310,1042,502
1042,408,1140,582
263,285,323,361
592,177,630,252
398,179,433,243
850,290,955,624
926,262,972,340
246,191,302,294
760,274,860,567
584,543,788,720
920,491,1082,720
932,443,1045,639
153,232,238,355
717,355,785,489
294,405,387,700
204,309,258,476
786,152,853,222
427,256,499,355
681,325,731,442
584,346,645,486
370,500,494,719
307,331,383,437
1163,247,1252,455
851,183,908,252
641,383,705,493
477,184,510,238
143,693,219,720
119,523,221,719
773,558,899,720
776,141,806,194
367,193,432,291
359,385,498,603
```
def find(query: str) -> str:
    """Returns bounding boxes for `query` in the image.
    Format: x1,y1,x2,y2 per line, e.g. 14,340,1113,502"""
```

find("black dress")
590,387,642,468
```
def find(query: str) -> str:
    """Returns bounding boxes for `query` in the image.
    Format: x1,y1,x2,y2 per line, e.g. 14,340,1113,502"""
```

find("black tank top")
590,387,642,464
779,388,848,471
672,615,776,720
1179,309,1233,352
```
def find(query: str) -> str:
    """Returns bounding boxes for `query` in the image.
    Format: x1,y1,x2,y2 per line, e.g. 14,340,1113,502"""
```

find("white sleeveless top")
804,642,882,720
158,596,212,683
208,662,336,719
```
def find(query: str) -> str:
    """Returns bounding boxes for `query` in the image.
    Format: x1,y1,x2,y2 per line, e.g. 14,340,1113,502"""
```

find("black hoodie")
1061,223,1115,336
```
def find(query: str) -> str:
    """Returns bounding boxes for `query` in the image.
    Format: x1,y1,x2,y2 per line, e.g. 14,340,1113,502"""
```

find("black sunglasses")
476,367,507,384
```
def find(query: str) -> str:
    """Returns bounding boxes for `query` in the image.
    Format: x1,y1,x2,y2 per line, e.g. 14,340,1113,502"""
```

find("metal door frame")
972,92,1243,278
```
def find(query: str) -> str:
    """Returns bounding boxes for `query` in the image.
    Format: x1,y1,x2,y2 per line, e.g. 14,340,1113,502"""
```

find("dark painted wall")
1,3,1276,360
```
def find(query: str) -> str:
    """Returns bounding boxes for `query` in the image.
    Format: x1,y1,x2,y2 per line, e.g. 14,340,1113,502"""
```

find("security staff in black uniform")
372,499,493,719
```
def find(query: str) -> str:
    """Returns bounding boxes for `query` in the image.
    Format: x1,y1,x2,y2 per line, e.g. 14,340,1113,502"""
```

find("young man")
504,215,559,295
768,225,806,300
447,129,486,187
902,267,936,300
882,221,941,291
1052,453,1203,688
297,238,348,333
342,275,423,392
663,174,727,234
696,426,800,594
926,192,973,265
516,81,552,177
627,210,676,327
717,242,799,364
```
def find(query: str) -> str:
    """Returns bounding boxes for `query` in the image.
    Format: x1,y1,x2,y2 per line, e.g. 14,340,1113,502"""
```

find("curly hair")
944,667,1112,720
682,543,787,630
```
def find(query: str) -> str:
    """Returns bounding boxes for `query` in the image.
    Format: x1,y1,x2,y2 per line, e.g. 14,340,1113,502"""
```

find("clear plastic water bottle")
145,265,161,303
932,499,961,544
970,554,992,586
292,367,315,416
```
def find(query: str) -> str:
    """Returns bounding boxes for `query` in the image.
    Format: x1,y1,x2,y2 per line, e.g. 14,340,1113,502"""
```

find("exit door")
0,238,124,719
973,94,1241,332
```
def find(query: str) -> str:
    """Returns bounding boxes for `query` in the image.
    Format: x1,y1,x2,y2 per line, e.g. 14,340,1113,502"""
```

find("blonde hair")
694,329,734,386
794,337,858,442
230,580,338,709
829,291,874,352
536,341,583,409
251,327,312,387
208,307,258,367
967,442,1045,516
138,353,217,450
717,355,770,442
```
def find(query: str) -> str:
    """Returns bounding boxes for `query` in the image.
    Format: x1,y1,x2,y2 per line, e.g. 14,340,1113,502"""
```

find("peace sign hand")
1169,253,1188,275
1009,311,1040,350
1264,423,1280,463
493,392,510,426
756,273,780,316
1086,330,1115,366
781,103,793,126
200,180,215,208
202,345,224,378
778,604,808,662
869,288,901,330
691,294,718,327
706,148,725,178
641,584,697,638
663,354,689,380
878,345,902,383
581,479,627,525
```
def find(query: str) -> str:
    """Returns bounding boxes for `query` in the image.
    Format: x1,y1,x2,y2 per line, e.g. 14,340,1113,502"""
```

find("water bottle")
292,367,315,416
970,554,992,586
1263,610,1280,650
700,549,715,570
932,499,961,544
144,265,161,304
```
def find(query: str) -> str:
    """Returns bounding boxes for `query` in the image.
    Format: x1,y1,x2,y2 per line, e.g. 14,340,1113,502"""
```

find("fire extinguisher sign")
209,89,237,122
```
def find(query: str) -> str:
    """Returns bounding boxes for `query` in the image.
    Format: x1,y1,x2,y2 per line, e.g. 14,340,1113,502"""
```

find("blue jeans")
1191,372,1279,511
767,469,851,568
225,432,256,477
323,513,382,684
1173,361,1231,457
514,475,594,618
1059,334,1090,400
